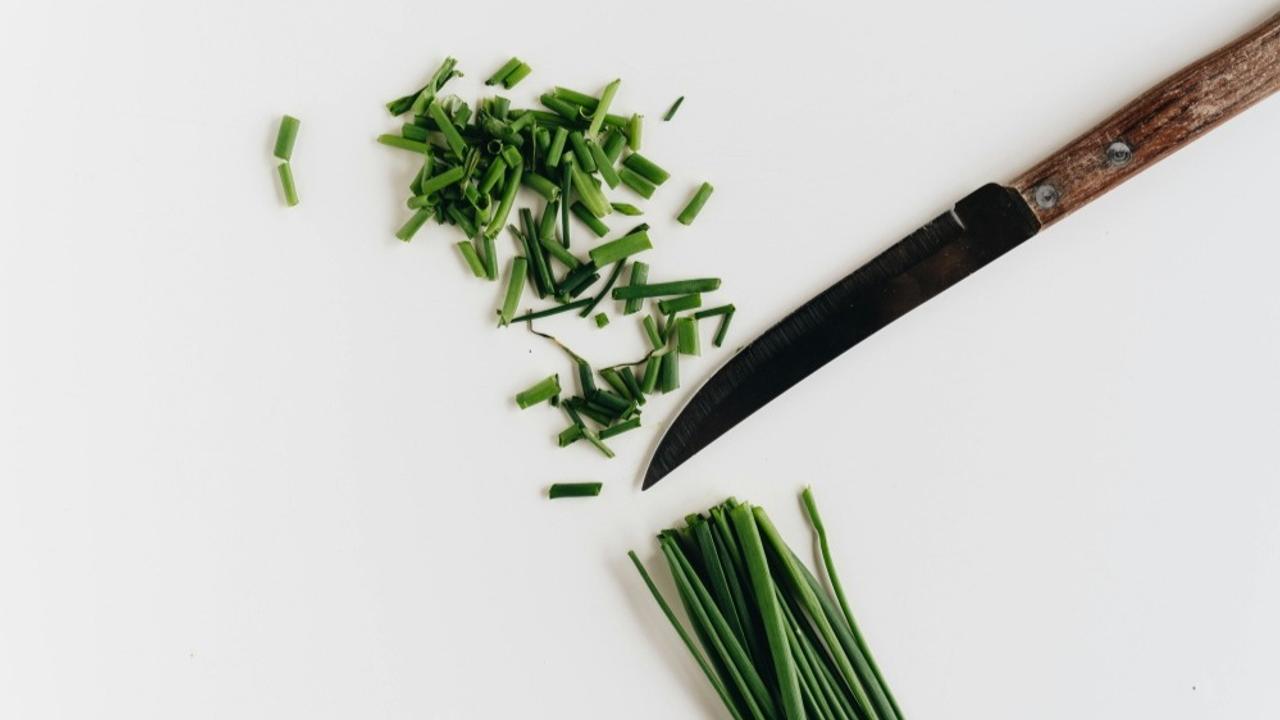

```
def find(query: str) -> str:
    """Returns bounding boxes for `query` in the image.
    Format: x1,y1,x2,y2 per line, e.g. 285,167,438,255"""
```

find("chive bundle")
273,115,300,206
630,489,902,720
379,57,738,464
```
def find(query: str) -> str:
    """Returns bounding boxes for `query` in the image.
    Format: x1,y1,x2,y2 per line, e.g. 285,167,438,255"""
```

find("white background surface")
3,1,1280,717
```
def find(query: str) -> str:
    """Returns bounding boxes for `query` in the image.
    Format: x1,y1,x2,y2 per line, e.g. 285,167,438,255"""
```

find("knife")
643,11,1280,490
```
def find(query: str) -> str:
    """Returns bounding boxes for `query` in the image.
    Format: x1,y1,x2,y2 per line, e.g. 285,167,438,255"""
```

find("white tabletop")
3,1,1279,717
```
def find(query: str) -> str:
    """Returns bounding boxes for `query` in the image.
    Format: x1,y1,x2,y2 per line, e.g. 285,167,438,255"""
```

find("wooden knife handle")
1011,12,1280,227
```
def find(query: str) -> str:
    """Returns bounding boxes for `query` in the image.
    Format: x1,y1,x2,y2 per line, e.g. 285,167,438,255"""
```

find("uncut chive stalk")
273,115,300,160
627,552,749,720
613,278,721,300
663,96,685,121
589,231,652,266
676,317,700,356
276,163,299,207
570,202,610,238
498,257,529,326
729,503,805,720
618,166,656,199
622,152,671,185
658,293,702,315
588,140,621,188
547,482,601,499
678,182,716,225
455,242,486,277
506,298,593,323
579,260,626,318
485,160,523,239
485,57,523,86
587,78,621,139
623,262,648,315
707,507,773,675
802,488,902,719
428,101,466,159
501,62,532,89
515,373,559,409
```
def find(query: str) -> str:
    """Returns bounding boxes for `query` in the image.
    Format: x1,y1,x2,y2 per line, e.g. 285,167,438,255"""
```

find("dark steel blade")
642,183,1042,490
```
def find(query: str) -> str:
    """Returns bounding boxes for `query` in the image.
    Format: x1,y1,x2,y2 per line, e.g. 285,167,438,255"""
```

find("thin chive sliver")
618,166,657,199
663,96,685,121
377,134,430,153
678,182,715,225
621,153,671,185
456,241,486,277
570,202,610,238
548,482,602,499
273,115,300,161
485,57,523,86
613,278,721,299
676,317,700,356
276,162,299,207
589,231,652,267
587,141,620,188
506,298,593,323
657,293,702,315
395,208,432,242
428,101,466,159
659,350,680,392
587,78,621,139
501,62,532,89
498,257,529,326
515,373,559,409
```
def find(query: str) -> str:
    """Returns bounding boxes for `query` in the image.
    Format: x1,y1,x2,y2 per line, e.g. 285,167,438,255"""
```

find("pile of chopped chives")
273,115,300,206
630,488,902,720
379,57,732,473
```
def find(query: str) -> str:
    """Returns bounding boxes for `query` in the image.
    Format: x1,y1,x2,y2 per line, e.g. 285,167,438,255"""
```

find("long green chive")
569,162,612,218
395,208,432,242
603,129,627,163
478,156,507,195
613,278,721,299
500,144,523,168
538,199,559,241
515,373,559,409
713,310,734,348
506,299,593,323
570,202,610,238
485,57,523,86
502,62,532,89
485,159,523,238
409,165,466,201
521,171,560,201
624,262,649,315
548,482,602,498
276,162,299,207
618,166,657,199
678,182,715,225
273,115,301,161
663,96,685,121
659,350,680,392
589,230,652,266
676,316,700,356
611,202,643,216
579,260,626,318
567,131,597,173
658,293,702,315
587,141,621,188
428,101,467,159
518,209,555,297
401,122,430,142
587,78,621,139
622,152,671,185
498,257,529,326
627,114,643,150
456,241,486,277
377,134,431,153
599,367,632,400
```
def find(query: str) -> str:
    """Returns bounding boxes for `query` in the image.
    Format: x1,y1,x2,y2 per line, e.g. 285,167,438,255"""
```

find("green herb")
548,482,602,498
515,373,559,409
603,129,627,163
273,115,301,161
678,182,715,225
623,262,649,315
675,316,700,355
611,202,643,216
502,62,532,89
540,231,583,269
377,134,431,153
663,96,685,121
498,257,529,326
588,140,621,188
485,159,523,239
456,241,486,277
521,172,560,201
507,299,594,323
276,162,299,207
612,278,721,299
428,101,467,159
547,127,569,167
568,131,597,173
657,293,702,315
485,57,523,86
598,416,640,439
587,78,621,139
618,166,657,199
589,230,652,266
569,161,612,218
395,208,432,242
621,152,671,185
713,310,734,347
640,354,663,394
552,86,600,110
409,165,467,202
579,260,626,318
570,202,610,237
659,350,679,392
627,114,643,151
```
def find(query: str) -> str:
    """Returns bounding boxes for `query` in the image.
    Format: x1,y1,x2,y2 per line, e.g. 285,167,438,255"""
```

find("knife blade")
643,11,1280,489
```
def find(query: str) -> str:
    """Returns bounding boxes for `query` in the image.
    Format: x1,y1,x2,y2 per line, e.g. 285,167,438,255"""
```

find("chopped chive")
456,241,486,277
498,257,529,326
485,57,523,86
600,367,632,400
540,93,581,121
540,233,582,269
484,159,523,239
589,231,652,266
579,260,626,319
447,206,479,239
590,389,632,416
557,424,584,447
547,127,569,167
587,78,621,139
657,293,702,315
276,162,299,207
377,134,431,153
508,111,535,134
620,367,646,405
603,129,627,163
506,298,594,323
659,350,680,392
569,162,612,218
482,233,498,280
576,359,598,396
640,354,663,394
663,95,685,121
515,373,559,409
676,317,701,356
587,140,621,188
622,153,671,185
558,263,601,298
618,166,657,199
428,101,466,159
538,199,559,242
570,202,610,237
501,62,532,89
401,123,430,142
613,278,721,299
408,165,466,202
500,144,523,168
611,202,643,216
624,262,649,315
478,156,507,195
678,182,715,225
693,304,735,319
395,208,432,242
521,171,560,201
518,209,555,297
627,114,643,151
548,482,602,499
653,310,668,342
570,398,614,427
712,310,734,348
567,131,597,173
273,115,301,161
643,316,664,349
599,416,640,439
489,96,511,120
553,86,600,110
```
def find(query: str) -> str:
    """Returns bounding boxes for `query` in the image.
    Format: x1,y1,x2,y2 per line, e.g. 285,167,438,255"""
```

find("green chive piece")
640,354,663,394
599,416,640,439
408,166,466,203
515,373,559,409
447,206,479,240
553,86,600,110
548,482,602,499
456,241,486,277
395,208,432,242
557,424,584,447
500,144,523,168
643,315,664,349
600,367,632,400
547,127,569,167
676,316,700,356
588,140,621,189
693,304,735,319
589,231,652,266
501,62,532,89
570,202,610,237
678,182,715,225
603,129,627,163
624,262,649,315
540,93,581,121
579,260,626,319
627,114,643,151
569,162,612,218
713,310,734,348
478,157,507,195
539,199,560,242
657,293,702,315
659,350,680,392
273,115,301,161
622,152,671,185
482,233,498,280
540,233,582,269
560,163,573,248
485,159,523,239
498,257,529,326
276,162,299,207
377,134,430,153
522,172,560,201
401,123,430,142
618,166,657,199
508,111,535,134
620,367,646,405
428,101,466,159
611,202,643,216
587,78,621,139
663,96,685,121
613,278,721,299
568,131,597,173
506,298,593,323
558,263,600,298
485,57,523,86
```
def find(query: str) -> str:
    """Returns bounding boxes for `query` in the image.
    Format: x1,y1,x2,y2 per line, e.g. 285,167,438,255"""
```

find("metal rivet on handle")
1034,184,1060,209
1106,141,1133,167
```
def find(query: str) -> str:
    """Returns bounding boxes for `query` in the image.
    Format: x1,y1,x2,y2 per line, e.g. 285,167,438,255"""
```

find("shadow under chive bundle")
378,57,730,472
629,488,903,720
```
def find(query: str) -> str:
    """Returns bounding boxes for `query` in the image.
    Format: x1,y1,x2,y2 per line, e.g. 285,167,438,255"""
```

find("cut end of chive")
662,96,685,122
548,482,603,499
515,373,560,409
273,114,300,161
594,313,610,328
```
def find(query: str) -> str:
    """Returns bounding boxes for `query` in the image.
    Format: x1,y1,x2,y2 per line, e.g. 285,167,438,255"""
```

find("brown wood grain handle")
1011,12,1280,227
